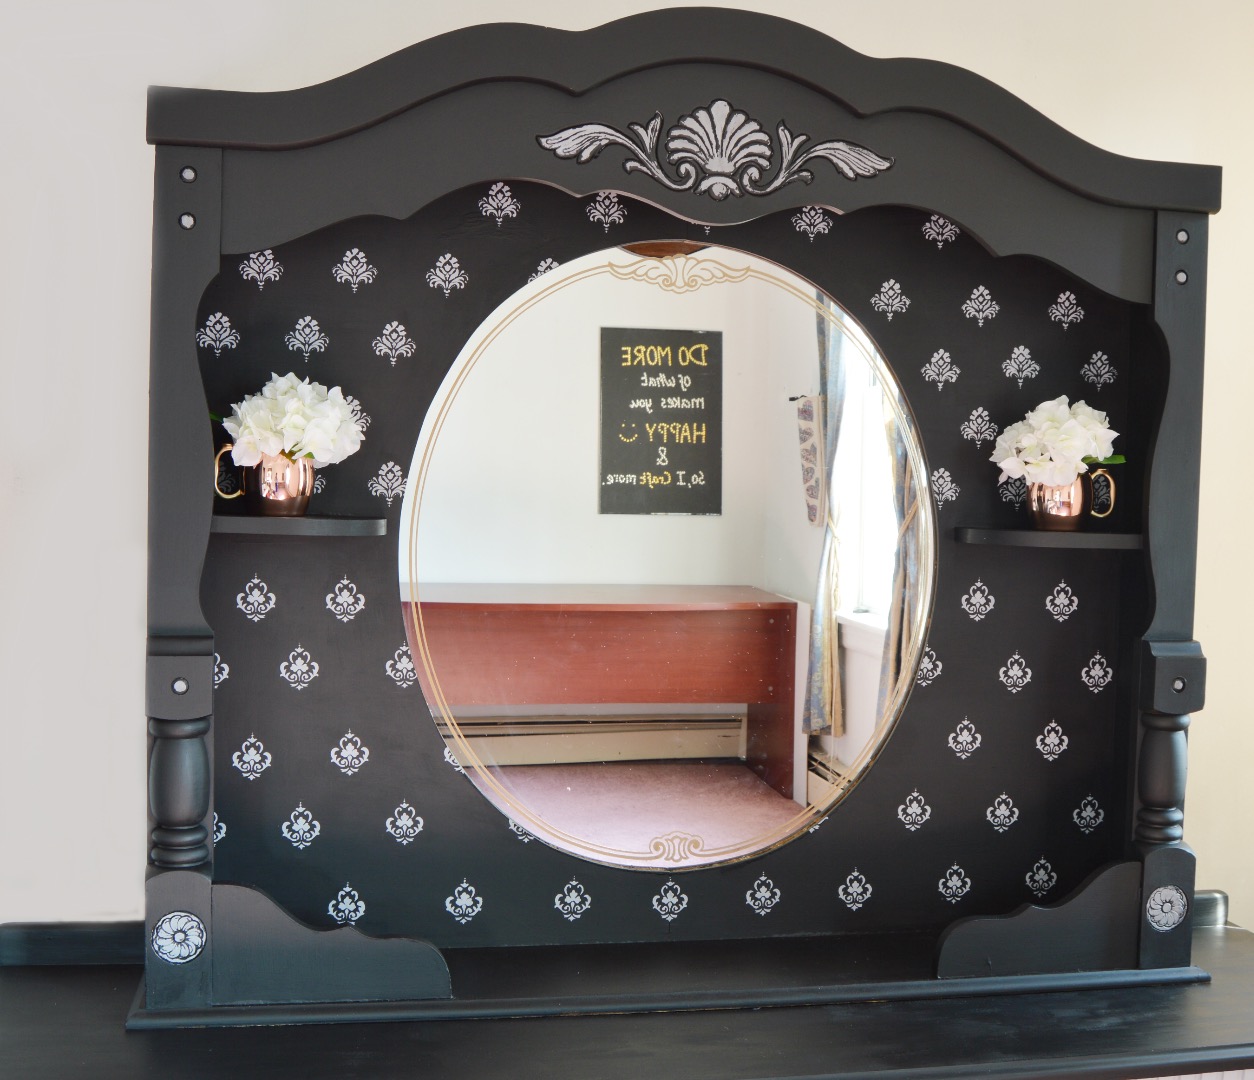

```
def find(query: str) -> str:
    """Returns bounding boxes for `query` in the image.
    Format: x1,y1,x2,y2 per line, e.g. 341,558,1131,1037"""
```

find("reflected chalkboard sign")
599,327,722,515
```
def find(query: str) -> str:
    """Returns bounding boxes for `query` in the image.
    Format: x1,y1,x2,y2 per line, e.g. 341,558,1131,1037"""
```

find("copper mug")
214,445,315,516
1027,468,1115,531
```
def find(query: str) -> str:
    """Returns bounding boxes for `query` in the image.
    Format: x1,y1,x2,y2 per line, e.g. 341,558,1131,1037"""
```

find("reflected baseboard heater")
435,711,747,767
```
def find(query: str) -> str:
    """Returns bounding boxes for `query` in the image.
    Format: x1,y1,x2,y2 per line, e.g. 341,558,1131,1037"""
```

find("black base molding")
0,922,143,967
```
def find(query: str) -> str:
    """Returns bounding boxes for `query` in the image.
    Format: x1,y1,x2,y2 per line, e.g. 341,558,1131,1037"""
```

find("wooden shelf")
211,515,387,537
954,527,1142,550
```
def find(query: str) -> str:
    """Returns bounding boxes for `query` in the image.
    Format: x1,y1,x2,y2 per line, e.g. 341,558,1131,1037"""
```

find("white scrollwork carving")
538,99,893,201
151,911,206,965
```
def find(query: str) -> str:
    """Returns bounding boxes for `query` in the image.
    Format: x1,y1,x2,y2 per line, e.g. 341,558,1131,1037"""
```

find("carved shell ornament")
538,100,893,200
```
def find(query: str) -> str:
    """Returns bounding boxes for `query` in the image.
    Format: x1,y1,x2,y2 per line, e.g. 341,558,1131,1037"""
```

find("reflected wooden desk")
405,584,800,797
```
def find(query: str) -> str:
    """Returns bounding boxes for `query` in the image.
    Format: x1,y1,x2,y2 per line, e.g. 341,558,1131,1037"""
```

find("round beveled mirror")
400,244,934,869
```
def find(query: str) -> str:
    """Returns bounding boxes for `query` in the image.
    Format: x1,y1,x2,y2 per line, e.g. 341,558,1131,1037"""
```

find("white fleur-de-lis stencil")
986,793,1020,833
1073,795,1105,834
961,580,995,621
1036,720,1069,761
792,205,833,241
385,800,423,844
239,249,283,289
385,643,416,688
529,258,560,281
838,869,873,911
586,191,626,231
1002,345,1040,388
508,819,535,842
281,803,320,850
1146,886,1188,932
807,817,826,833
746,875,781,916
555,880,592,922
916,644,943,686
446,880,483,924
897,790,932,831
328,883,365,926
1049,290,1085,330
236,574,276,622
311,474,327,495
196,312,240,356
1081,350,1117,390
999,476,1027,509
426,253,468,297
652,880,690,922
279,645,319,690
325,577,366,622
1026,857,1057,898
231,733,271,780
1081,652,1114,693
1045,581,1079,621
443,746,465,774
369,461,406,506
150,911,206,966
961,285,1000,327
922,214,960,248
284,316,329,360
332,248,378,292
372,321,416,366
213,652,230,686
921,348,960,390
478,182,521,226
947,717,981,759
938,864,971,904
346,394,371,431
960,407,998,447
213,812,226,845
1091,471,1114,516
999,651,1032,693
870,279,911,321
331,730,370,776
931,468,960,507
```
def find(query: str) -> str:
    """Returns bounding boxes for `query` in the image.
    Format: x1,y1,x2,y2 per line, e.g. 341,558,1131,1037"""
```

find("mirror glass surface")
401,245,934,869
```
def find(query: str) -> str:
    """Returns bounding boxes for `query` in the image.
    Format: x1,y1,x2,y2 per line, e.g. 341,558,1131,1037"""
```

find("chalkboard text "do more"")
620,343,711,367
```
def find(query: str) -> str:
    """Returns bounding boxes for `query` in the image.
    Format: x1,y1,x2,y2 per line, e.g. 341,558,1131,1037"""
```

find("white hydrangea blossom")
990,395,1118,487
222,371,365,468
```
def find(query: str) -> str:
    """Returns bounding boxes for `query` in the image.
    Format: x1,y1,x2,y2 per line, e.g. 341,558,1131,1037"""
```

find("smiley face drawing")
618,422,639,443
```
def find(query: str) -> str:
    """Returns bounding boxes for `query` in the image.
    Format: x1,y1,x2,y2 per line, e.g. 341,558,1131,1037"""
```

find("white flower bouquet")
222,371,364,468
991,395,1122,487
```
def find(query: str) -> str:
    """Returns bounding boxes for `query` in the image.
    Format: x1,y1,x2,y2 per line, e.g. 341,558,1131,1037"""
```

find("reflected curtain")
801,301,846,736
877,401,920,718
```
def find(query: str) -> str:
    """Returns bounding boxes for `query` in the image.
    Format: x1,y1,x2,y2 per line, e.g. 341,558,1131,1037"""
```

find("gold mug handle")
1089,467,1115,519
214,444,243,499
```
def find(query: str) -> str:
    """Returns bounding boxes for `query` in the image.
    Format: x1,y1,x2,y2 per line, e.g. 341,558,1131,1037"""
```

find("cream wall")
2,0,1251,926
